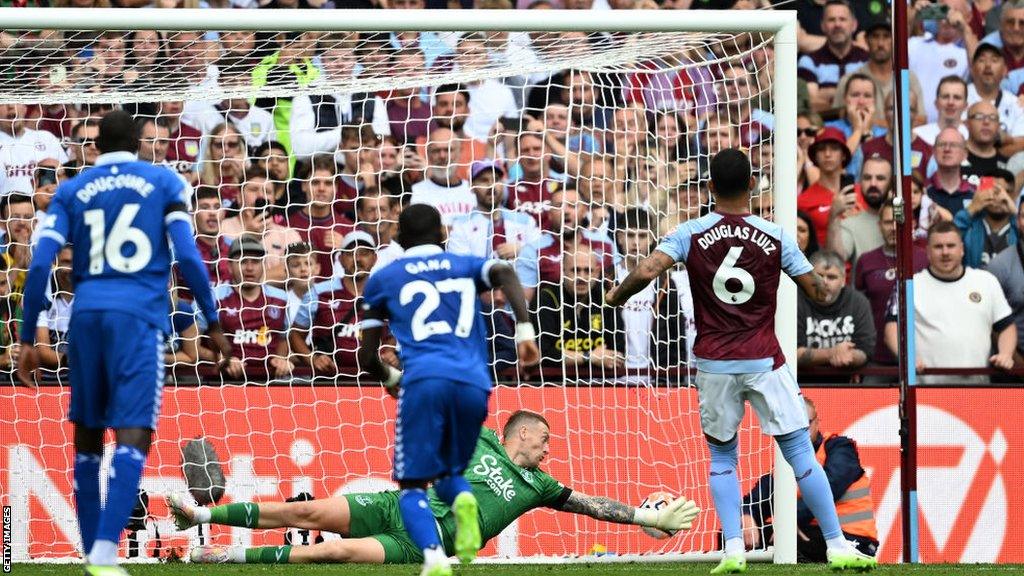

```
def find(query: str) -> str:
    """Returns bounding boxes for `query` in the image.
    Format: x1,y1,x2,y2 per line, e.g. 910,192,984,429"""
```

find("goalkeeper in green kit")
169,410,700,564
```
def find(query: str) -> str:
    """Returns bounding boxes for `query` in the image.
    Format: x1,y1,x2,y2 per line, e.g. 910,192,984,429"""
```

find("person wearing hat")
798,126,855,247
967,42,1023,136
202,234,294,380
833,18,924,119
290,230,379,375
448,160,541,260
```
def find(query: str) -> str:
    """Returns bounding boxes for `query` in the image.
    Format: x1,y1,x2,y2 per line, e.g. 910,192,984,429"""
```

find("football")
639,491,677,539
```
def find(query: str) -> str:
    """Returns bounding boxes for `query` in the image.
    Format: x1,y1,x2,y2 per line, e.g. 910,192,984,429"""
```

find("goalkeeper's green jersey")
430,427,571,551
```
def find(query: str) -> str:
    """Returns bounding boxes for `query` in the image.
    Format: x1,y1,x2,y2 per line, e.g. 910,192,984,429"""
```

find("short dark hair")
936,75,968,99
709,148,751,199
1,193,33,219
71,117,100,139
989,168,1016,188
823,0,852,16
253,140,287,158
927,220,960,240
194,185,221,203
310,154,338,177
96,110,139,154
618,207,656,234
502,410,549,439
434,83,470,105
397,203,443,249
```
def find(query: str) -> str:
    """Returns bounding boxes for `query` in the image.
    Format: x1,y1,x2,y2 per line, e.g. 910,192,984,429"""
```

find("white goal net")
0,8,798,563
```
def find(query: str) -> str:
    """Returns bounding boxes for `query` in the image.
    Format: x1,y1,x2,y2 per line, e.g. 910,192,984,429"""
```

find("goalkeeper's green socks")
209,502,260,528
245,545,292,563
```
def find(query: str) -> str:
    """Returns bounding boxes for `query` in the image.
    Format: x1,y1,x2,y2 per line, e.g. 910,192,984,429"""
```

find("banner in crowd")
1,386,1021,563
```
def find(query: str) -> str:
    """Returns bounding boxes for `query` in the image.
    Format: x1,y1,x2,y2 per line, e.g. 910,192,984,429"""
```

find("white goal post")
0,7,798,565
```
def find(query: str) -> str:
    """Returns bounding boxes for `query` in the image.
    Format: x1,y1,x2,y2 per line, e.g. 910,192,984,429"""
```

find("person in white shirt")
967,42,1023,136
447,160,540,259
455,34,520,142
908,4,971,123
409,127,475,226
884,220,1016,385
183,96,276,152
913,75,969,145
0,102,68,195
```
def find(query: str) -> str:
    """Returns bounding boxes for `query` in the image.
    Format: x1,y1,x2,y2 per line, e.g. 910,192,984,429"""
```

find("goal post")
0,7,798,564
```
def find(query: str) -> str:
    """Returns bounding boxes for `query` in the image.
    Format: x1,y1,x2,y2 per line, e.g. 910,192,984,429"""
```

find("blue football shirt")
36,152,192,331
362,244,498,390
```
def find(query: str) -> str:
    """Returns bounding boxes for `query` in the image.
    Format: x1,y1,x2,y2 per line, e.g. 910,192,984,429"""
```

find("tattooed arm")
793,270,829,305
606,250,677,307
560,492,637,524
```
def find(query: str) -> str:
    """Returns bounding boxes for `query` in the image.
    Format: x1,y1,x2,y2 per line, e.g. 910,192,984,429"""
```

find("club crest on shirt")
885,268,896,281
268,307,280,319
223,307,239,317
969,292,982,303
944,58,957,69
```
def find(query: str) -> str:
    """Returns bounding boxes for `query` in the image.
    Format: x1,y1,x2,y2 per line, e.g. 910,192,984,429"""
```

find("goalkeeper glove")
382,365,402,396
633,497,700,532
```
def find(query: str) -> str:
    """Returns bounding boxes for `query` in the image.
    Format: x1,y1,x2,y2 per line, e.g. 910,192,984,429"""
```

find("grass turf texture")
16,564,1024,575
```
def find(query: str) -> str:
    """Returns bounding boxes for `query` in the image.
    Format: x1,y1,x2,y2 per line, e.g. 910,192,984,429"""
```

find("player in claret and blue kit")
358,204,539,576
606,149,877,574
17,110,232,576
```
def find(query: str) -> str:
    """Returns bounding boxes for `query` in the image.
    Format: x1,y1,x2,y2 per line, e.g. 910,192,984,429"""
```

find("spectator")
197,122,246,209
613,207,685,379
516,187,615,302
0,259,16,372
536,244,624,373
448,160,540,259
928,127,976,218
717,62,773,147
216,30,264,85
250,140,304,216
913,76,969,145
0,102,68,195
979,0,1024,71
909,2,970,123
35,245,74,372
330,123,379,219
741,397,879,563
420,83,488,181
884,221,1016,384
795,0,879,53
837,19,924,118
251,31,322,157
962,100,1008,178
1,194,36,295
183,95,277,153
576,155,619,238
797,250,874,375
221,174,303,284
283,156,355,280
861,90,933,179
826,73,886,175
967,42,1022,135
453,34,520,142
385,50,432,145
157,100,203,176
828,156,890,268
137,117,172,167
506,130,563,227
205,235,293,379
409,127,474,226
290,231,377,375
31,161,60,217
192,186,233,286
283,241,319,327
798,127,854,247
798,0,869,113
355,191,399,250
127,30,170,90
954,169,1019,268
797,112,823,193
64,117,100,175
985,198,1024,364
854,202,928,373
797,210,821,258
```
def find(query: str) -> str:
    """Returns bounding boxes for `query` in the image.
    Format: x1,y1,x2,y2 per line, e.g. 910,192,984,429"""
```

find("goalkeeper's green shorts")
345,491,424,564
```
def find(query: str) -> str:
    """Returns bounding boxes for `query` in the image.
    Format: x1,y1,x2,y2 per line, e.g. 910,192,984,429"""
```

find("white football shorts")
695,365,808,443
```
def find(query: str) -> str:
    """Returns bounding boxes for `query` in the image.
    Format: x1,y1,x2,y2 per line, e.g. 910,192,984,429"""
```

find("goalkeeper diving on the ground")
167,410,700,565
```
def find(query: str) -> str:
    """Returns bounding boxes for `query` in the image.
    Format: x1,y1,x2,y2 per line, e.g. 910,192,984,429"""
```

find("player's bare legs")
190,536,386,565
168,494,351,533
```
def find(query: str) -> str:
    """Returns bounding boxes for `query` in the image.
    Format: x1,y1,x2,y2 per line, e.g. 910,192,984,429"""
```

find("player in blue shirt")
358,204,539,576
17,110,232,576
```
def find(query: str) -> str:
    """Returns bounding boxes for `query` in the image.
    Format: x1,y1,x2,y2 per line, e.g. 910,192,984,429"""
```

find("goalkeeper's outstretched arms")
558,491,700,534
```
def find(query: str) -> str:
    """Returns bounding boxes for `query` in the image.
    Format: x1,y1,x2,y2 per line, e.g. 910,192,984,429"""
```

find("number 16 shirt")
361,244,499,390
655,212,812,375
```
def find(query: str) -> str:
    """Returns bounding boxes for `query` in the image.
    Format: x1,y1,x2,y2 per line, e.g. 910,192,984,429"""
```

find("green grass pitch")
15,564,1024,575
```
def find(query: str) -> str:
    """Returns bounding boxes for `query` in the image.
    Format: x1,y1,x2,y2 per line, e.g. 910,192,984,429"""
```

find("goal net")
0,8,798,564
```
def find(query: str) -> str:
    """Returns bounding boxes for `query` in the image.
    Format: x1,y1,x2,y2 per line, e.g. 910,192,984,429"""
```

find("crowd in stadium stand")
0,0,1021,385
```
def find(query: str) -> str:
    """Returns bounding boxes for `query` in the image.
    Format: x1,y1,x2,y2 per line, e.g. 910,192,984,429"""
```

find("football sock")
398,488,443,552
87,539,118,566
707,436,742,545
433,475,472,506
90,445,146,564
245,545,291,563
209,502,259,528
776,429,843,542
73,452,102,556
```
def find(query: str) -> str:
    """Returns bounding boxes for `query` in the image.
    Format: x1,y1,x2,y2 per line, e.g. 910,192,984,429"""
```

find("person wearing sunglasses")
962,101,1008,179
797,112,822,194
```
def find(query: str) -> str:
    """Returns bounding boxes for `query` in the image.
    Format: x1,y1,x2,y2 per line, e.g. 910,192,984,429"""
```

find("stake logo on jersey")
361,244,498,389
655,212,812,373
37,152,190,330
472,454,517,502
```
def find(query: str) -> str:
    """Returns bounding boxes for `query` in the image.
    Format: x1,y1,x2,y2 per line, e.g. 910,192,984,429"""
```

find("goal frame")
0,6,800,565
